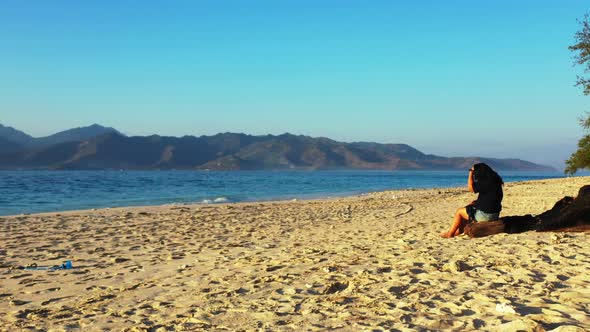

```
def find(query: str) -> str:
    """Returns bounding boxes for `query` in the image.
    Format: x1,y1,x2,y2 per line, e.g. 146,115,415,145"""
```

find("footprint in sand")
33,287,61,295
388,285,409,299
15,308,52,320
18,277,42,286
168,252,186,260
9,299,31,306
112,257,130,264
323,281,349,295
265,265,284,272
85,285,109,291
276,288,298,295
41,296,70,306
83,294,116,305
376,267,392,273
52,311,74,320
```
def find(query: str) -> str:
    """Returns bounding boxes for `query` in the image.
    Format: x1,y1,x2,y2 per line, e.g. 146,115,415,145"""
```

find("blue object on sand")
24,260,73,271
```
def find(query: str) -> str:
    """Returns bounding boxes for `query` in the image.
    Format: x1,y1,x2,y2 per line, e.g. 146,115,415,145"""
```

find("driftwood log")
465,184,590,238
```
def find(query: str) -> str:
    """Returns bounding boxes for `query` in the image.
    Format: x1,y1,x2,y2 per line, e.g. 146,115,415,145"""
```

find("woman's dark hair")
473,163,504,186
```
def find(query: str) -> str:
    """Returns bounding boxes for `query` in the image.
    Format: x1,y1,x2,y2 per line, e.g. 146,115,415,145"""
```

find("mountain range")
0,124,556,171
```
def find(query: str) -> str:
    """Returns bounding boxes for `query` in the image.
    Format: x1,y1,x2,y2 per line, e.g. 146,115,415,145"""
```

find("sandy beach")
1,176,589,331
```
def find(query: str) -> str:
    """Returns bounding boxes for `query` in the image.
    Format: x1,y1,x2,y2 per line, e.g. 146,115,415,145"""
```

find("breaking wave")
200,197,231,204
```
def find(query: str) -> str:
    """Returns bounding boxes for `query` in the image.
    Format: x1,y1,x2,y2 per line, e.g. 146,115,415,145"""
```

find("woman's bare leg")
441,207,470,238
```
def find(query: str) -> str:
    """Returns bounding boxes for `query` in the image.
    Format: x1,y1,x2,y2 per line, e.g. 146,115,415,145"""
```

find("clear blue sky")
1,1,589,169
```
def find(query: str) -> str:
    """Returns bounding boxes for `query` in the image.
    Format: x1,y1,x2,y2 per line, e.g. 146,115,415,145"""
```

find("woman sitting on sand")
441,163,504,238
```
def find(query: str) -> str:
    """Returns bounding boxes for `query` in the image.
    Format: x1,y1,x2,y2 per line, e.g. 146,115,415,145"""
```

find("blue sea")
0,170,566,216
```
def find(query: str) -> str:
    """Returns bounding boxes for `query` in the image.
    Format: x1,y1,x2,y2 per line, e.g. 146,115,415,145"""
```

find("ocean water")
0,170,565,216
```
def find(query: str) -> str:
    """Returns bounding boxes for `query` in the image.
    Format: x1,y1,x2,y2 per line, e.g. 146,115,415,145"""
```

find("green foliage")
569,14,590,95
565,134,590,175
566,15,590,174
582,111,590,129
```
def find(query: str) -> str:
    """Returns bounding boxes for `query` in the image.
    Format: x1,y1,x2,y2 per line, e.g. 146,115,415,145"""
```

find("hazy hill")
0,127,556,171
0,124,34,146
0,123,120,154
32,124,121,148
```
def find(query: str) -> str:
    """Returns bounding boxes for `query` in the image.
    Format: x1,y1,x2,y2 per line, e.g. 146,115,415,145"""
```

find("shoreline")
0,174,580,218
1,176,589,330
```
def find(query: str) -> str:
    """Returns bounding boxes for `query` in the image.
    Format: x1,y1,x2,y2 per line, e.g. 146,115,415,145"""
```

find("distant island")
0,123,556,171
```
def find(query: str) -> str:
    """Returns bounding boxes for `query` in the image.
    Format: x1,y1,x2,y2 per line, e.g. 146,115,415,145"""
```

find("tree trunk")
464,221,505,238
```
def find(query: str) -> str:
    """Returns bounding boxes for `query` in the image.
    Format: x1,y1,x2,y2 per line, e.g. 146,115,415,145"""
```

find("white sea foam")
200,197,230,204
